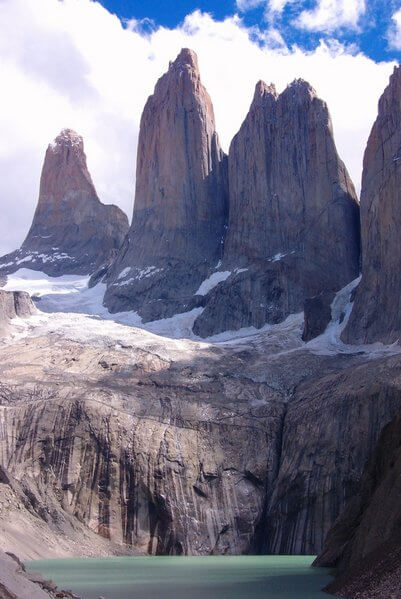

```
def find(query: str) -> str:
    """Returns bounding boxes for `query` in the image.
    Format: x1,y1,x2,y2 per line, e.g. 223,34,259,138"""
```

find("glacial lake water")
25,555,335,599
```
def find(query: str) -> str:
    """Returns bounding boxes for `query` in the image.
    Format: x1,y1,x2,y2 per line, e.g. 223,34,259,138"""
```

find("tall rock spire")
193,78,360,336
343,66,401,344
0,129,129,276
104,49,228,320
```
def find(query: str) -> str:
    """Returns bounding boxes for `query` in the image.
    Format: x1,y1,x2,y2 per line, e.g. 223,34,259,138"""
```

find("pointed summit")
170,47,199,71
252,80,277,107
104,49,228,320
193,78,360,337
0,130,129,276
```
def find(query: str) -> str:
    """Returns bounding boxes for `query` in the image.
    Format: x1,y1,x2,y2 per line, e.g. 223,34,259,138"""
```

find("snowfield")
2,268,401,359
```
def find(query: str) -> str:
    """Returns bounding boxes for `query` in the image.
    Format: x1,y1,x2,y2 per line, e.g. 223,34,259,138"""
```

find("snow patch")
269,251,295,262
3,268,203,341
117,267,131,280
306,276,401,359
204,312,304,344
234,267,248,274
116,266,163,286
3,268,89,297
195,271,231,295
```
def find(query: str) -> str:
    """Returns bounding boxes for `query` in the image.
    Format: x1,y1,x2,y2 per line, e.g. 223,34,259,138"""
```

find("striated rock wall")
1,318,400,560
193,80,360,337
0,129,129,277
104,49,228,320
0,334,285,557
344,66,401,344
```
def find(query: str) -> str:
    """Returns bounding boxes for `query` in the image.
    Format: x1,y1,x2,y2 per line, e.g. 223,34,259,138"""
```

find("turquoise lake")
26,555,335,599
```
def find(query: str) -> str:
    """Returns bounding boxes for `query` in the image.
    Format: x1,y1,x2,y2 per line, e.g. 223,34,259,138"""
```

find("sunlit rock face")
343,66,401,344
0,129,129,276
104,49,228,321
193,79,360,337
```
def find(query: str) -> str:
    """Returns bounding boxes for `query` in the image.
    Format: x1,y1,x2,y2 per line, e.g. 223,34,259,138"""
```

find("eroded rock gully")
1,321,400,561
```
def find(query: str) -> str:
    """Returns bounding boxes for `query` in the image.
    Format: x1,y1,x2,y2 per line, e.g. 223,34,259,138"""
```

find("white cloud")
388,8,401,50
0,0,394,256
236,0,265,11
237,0,291,17
296,0,366,32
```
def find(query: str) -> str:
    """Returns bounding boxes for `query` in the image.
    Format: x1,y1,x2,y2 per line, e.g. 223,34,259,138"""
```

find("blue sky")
99,0,401,62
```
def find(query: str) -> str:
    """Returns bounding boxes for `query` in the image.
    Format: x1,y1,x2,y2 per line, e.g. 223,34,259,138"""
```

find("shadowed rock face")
344,66,401,344
193,80,360,337
104,49,228,319
0,129,129,276
254,354,401,555
315,407,401,599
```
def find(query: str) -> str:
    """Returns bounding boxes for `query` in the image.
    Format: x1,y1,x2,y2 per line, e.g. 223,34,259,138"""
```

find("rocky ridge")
0,129,129,277
193,78,360,336
102,50,360,337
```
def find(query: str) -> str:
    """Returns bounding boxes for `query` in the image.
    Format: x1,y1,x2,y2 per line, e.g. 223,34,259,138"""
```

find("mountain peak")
252,80,277,105
49,128,83,151
169,48,199,73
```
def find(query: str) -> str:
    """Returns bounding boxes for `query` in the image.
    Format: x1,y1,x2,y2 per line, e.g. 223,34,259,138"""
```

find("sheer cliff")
104,49,228,321
193,79,360,336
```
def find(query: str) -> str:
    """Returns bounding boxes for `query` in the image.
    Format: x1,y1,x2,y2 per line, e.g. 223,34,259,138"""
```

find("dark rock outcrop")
344,66,401,344
302,291,335,342
315,407,401,598
104,49,228,319
0,129,129,277
255,354,401,555
193,79,360,337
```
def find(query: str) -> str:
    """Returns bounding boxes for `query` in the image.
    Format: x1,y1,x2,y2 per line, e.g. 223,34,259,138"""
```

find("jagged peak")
253,80,277,101
284,78,317,100
169,48,199,73
49,128,83,152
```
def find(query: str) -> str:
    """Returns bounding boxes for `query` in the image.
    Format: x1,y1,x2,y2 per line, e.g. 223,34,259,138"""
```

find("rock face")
302,291,335,342
193,80,360,337
0,290,35,335
104,49,228,320
315,408,401,598
344,66,401,344
0,129,129,276
0,331,286,558
1,300,401,560
255,353,401,555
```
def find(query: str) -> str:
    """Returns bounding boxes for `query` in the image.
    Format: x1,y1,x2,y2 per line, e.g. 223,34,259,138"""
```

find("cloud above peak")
237,0,367,33
296,0,366,33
